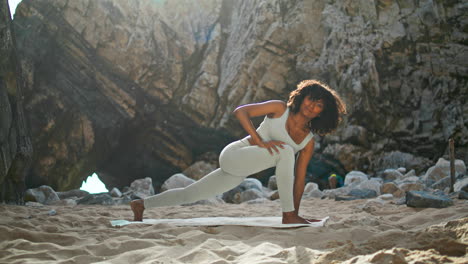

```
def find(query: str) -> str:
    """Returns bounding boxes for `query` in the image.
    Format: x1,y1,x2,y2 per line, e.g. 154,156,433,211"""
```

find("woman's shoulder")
263,100,287,118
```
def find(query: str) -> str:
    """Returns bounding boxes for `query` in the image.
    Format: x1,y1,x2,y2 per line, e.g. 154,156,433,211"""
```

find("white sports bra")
249,108,314,153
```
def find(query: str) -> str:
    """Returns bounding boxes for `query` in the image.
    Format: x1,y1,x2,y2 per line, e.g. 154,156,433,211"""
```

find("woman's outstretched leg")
131,168,244,221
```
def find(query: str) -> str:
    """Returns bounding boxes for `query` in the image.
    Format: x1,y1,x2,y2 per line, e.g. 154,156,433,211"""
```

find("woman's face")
299,96,325,119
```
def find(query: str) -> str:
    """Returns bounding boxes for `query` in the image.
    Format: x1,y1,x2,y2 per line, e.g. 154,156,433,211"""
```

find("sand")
0,198,466,264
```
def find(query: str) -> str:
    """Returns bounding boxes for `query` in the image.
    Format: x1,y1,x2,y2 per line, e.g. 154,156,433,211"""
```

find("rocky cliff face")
11,0,467,190
0,0,33,203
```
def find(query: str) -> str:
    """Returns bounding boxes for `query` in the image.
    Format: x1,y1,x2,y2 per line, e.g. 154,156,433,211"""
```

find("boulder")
454,176,468,192
239,178,263,191
398,182,425,192
129,177,155,198
423,158,466,182
110,187,122,198
406,191,454,208
222,178,264,203
24,186,60,205
304,182,319,193
113,195,132,206
182,161,216,180
268,176,277,190
335,189,377,201
402,169,416,179
160,174,194,192
381,182,404,198
303,182,323,198
356,179,382,196
323,186,352,199
344,171,368,186
349,189,378,199
78,193,114,205
431,176,451,191
381,169,403,181
56,189,89,200
240,189,265,203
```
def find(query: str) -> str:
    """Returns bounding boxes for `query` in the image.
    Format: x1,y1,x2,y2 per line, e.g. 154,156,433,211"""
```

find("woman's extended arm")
233,100,286,154
293,138,315,215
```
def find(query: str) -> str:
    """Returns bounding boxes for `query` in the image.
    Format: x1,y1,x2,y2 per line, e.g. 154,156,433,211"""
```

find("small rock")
458,191,468,200
130,177,155,198
378,194,394,200
268,176,277,190
78,193,114,205
397,167,407,174
335,195,359,201
25,202,44,207
50,199,77,206
344,171,368,186
359,198,386,211
394,197,406,205
454,176,468,192
269,190,279,200
48,209,57,216
406,191,454,208
57,189,89,200
245,198,271,204
303,189,324,199
25,185,60,205
110,187,122,198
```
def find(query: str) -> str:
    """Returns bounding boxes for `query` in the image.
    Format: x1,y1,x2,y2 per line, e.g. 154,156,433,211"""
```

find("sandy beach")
0,198,466,264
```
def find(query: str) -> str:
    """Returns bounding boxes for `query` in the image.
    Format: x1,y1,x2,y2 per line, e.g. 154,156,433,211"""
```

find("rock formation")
0,0,33,203
7,0,467,191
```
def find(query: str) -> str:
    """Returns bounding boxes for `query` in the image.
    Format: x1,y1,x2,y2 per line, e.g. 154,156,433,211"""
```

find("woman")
131,80,346,224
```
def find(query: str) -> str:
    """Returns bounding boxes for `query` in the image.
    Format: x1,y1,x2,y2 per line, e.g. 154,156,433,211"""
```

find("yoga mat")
111,216,329,228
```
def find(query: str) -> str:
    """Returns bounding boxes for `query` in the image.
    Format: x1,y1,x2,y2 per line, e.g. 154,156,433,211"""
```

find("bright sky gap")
80,173,109,194
8,0,22,18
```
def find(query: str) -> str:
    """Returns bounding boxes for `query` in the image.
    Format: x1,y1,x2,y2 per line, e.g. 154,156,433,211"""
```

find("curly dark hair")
287,80,347,135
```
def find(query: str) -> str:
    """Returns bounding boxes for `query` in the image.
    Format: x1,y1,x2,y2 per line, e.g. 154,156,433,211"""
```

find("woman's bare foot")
282,211,310,224
130,199,145,221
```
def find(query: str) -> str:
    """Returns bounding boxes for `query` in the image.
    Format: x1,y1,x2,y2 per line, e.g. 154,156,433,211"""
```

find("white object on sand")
111,216,329,228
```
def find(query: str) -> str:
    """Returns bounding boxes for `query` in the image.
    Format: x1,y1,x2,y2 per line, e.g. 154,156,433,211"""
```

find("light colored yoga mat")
111,216,329,228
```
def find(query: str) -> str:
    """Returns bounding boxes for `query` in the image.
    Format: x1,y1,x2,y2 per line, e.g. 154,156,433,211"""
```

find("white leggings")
143,139,296,212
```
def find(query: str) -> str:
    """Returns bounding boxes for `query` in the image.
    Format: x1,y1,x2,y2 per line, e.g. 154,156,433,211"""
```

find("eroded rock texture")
0,0,33,203
10,0,468,190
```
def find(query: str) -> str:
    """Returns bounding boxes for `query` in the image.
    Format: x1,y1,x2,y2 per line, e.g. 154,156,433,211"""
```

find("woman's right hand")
254,140,286,155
